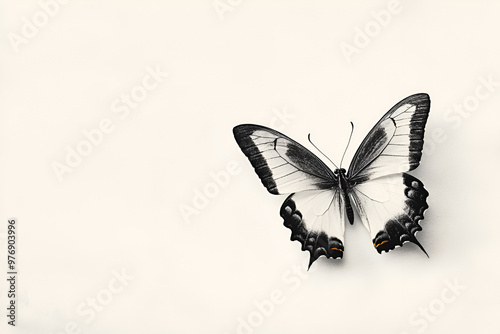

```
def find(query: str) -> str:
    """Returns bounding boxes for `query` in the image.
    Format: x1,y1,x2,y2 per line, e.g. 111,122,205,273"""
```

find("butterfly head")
333,168,347,176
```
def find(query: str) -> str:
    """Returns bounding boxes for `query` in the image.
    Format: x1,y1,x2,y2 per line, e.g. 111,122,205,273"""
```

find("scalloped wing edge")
280,194,344,269
372,173,429,256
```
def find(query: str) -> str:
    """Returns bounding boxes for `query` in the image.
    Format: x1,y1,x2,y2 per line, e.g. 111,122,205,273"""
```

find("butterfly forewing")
347,93,430,183
233,125,337,194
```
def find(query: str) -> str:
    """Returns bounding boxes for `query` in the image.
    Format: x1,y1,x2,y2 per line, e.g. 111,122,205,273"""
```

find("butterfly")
233,93,431,268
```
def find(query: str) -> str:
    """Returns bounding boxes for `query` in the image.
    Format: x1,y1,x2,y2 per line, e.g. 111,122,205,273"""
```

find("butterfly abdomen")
337,169,355,225
344,194,355,225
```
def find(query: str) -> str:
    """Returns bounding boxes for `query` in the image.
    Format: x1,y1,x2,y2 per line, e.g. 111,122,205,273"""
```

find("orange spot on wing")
374,240,389,248
331,248,343,252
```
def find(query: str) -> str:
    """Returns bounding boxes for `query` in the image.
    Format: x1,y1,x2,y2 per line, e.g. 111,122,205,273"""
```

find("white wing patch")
350,174,406,238
291,190,346,238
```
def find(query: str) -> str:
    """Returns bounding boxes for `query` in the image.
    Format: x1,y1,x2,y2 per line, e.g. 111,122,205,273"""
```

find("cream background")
1,1,499,333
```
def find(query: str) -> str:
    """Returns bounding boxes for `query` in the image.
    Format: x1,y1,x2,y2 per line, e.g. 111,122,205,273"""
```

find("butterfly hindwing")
349,173,429,254
280,189,346,268
233,124,337,194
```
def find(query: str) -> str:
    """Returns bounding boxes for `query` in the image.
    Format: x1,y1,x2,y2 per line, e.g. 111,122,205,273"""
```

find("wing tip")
406,92,430,103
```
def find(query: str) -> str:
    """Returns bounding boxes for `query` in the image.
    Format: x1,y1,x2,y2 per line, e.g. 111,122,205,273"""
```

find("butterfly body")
333,168,355,224
233,94,431,267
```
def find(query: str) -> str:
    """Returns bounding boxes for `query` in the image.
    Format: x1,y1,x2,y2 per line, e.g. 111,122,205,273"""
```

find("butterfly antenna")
339,122,354,168
308,133,338,169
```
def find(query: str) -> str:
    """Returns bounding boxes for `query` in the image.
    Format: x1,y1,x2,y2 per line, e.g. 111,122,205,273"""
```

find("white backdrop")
1,1,499,333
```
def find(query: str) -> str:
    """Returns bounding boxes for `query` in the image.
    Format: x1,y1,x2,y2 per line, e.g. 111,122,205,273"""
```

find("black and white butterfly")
233,93,431,267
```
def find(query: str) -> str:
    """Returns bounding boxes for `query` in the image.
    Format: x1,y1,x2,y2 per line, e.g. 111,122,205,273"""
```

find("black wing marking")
348,93,430,183
349,173,429,255
233,124,337,195
280,189,346,268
